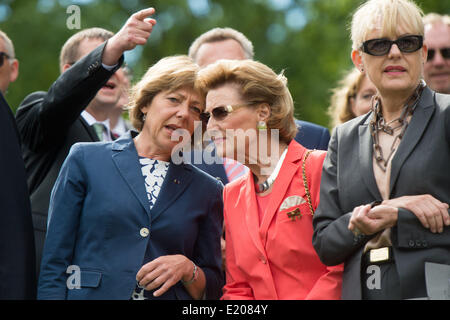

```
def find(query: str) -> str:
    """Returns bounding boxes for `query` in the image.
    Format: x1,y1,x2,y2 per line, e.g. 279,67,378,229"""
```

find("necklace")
254,147,288,193
369,81,425,172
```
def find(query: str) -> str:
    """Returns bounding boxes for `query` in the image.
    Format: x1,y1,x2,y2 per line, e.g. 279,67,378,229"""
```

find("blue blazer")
191,120,330,185
294,120,330,151
37,132,224,300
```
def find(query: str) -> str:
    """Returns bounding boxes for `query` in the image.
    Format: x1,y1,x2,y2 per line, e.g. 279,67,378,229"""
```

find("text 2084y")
226,304,268,315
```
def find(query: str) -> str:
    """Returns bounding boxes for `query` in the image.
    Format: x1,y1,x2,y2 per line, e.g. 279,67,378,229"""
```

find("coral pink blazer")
222,140,343,300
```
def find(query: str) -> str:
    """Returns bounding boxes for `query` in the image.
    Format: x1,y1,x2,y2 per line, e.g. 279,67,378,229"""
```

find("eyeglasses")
200,104,249,123
360,35,423,56
0,52,11,67
427,47,450,61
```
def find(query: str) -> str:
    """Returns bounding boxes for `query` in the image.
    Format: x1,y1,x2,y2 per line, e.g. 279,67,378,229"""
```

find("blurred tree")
1,0,448,128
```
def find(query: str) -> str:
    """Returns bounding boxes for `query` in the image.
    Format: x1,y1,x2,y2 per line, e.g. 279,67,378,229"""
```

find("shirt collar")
81,110,112,141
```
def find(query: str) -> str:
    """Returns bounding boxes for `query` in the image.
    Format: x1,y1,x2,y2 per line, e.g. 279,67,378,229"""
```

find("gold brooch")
286,208,302,221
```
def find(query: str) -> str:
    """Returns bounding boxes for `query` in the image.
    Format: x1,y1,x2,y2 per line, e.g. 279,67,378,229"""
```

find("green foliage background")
1,0,449,129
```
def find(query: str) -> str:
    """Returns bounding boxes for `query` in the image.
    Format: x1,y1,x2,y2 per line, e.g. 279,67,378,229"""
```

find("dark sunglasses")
0,52,11,67
200,104,249,123
360,35,423,56
427,47,450,61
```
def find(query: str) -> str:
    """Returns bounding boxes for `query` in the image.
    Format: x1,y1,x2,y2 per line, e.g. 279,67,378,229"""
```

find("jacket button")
415,240,422,247
408,240,415,247
422,240,428,247
140,228,150,238
260,256,267,264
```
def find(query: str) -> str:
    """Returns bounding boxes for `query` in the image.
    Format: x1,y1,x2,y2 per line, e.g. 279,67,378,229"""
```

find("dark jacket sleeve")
312,128,373,266
396,208,450,249
194,179,224,299
15,41,123,152
0,93,36,299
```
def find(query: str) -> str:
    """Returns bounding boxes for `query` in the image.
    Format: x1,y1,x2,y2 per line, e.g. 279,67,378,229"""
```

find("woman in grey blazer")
313,0,450,300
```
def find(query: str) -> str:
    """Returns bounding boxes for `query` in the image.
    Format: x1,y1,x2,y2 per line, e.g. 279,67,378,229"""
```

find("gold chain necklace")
369,81,425,172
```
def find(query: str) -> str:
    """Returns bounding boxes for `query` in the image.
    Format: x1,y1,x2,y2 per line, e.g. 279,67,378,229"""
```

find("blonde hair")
59,27,113,72
351,0,424,50
197,59,297,144
129,55,203,132
0,30,15,59
188,27,254,61
328,68,368,128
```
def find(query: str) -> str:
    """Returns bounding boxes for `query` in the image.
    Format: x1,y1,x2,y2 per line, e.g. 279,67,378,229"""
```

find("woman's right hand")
382,195,450,233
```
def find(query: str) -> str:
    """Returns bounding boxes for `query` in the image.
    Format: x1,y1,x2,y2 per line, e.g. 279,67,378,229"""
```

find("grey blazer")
312,86,450,300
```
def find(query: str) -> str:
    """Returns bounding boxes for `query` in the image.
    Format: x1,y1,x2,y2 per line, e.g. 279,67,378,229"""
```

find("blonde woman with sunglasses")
313,0,450,300
197,59,343,300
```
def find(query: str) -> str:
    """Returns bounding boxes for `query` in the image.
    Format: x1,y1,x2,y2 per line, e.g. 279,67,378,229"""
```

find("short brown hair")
59,27,113,72
129,55,204,132
188,27,254,62
197,59,297,144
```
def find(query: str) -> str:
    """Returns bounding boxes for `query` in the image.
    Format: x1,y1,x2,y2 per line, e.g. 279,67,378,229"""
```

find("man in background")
423,13,450,94
0,30,36,299
15,9,156,276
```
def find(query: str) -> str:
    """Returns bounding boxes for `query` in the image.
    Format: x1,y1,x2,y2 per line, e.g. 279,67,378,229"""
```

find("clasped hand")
348,194,450,235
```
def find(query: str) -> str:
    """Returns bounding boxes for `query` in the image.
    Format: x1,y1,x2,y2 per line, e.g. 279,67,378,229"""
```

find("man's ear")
257,103,271,122
9,59,19,83
62,63,72,73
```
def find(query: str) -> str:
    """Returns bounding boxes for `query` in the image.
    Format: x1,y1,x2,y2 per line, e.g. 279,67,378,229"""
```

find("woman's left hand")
136,254,194,297
348,204,398,235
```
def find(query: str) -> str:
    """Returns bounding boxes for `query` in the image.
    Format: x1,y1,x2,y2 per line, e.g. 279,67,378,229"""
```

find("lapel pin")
173,179,181,184
286,208,302,221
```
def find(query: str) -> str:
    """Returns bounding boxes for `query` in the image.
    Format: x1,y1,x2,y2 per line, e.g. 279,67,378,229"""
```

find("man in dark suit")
0,33,36,298
187,27,330,185
15,8,157,276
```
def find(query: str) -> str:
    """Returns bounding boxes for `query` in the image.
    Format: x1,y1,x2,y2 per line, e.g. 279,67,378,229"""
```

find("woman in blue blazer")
37,55,224,300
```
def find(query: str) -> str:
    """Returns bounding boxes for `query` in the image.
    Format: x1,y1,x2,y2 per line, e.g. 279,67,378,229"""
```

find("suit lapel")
149,162,193,223
358,117,382,200
111,134,151,220
79,117,100,142
242,173,266,256
259,141,303,244
389,87,435,196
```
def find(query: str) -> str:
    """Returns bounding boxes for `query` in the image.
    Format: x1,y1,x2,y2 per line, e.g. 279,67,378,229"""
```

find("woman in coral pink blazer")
197,59,343,299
